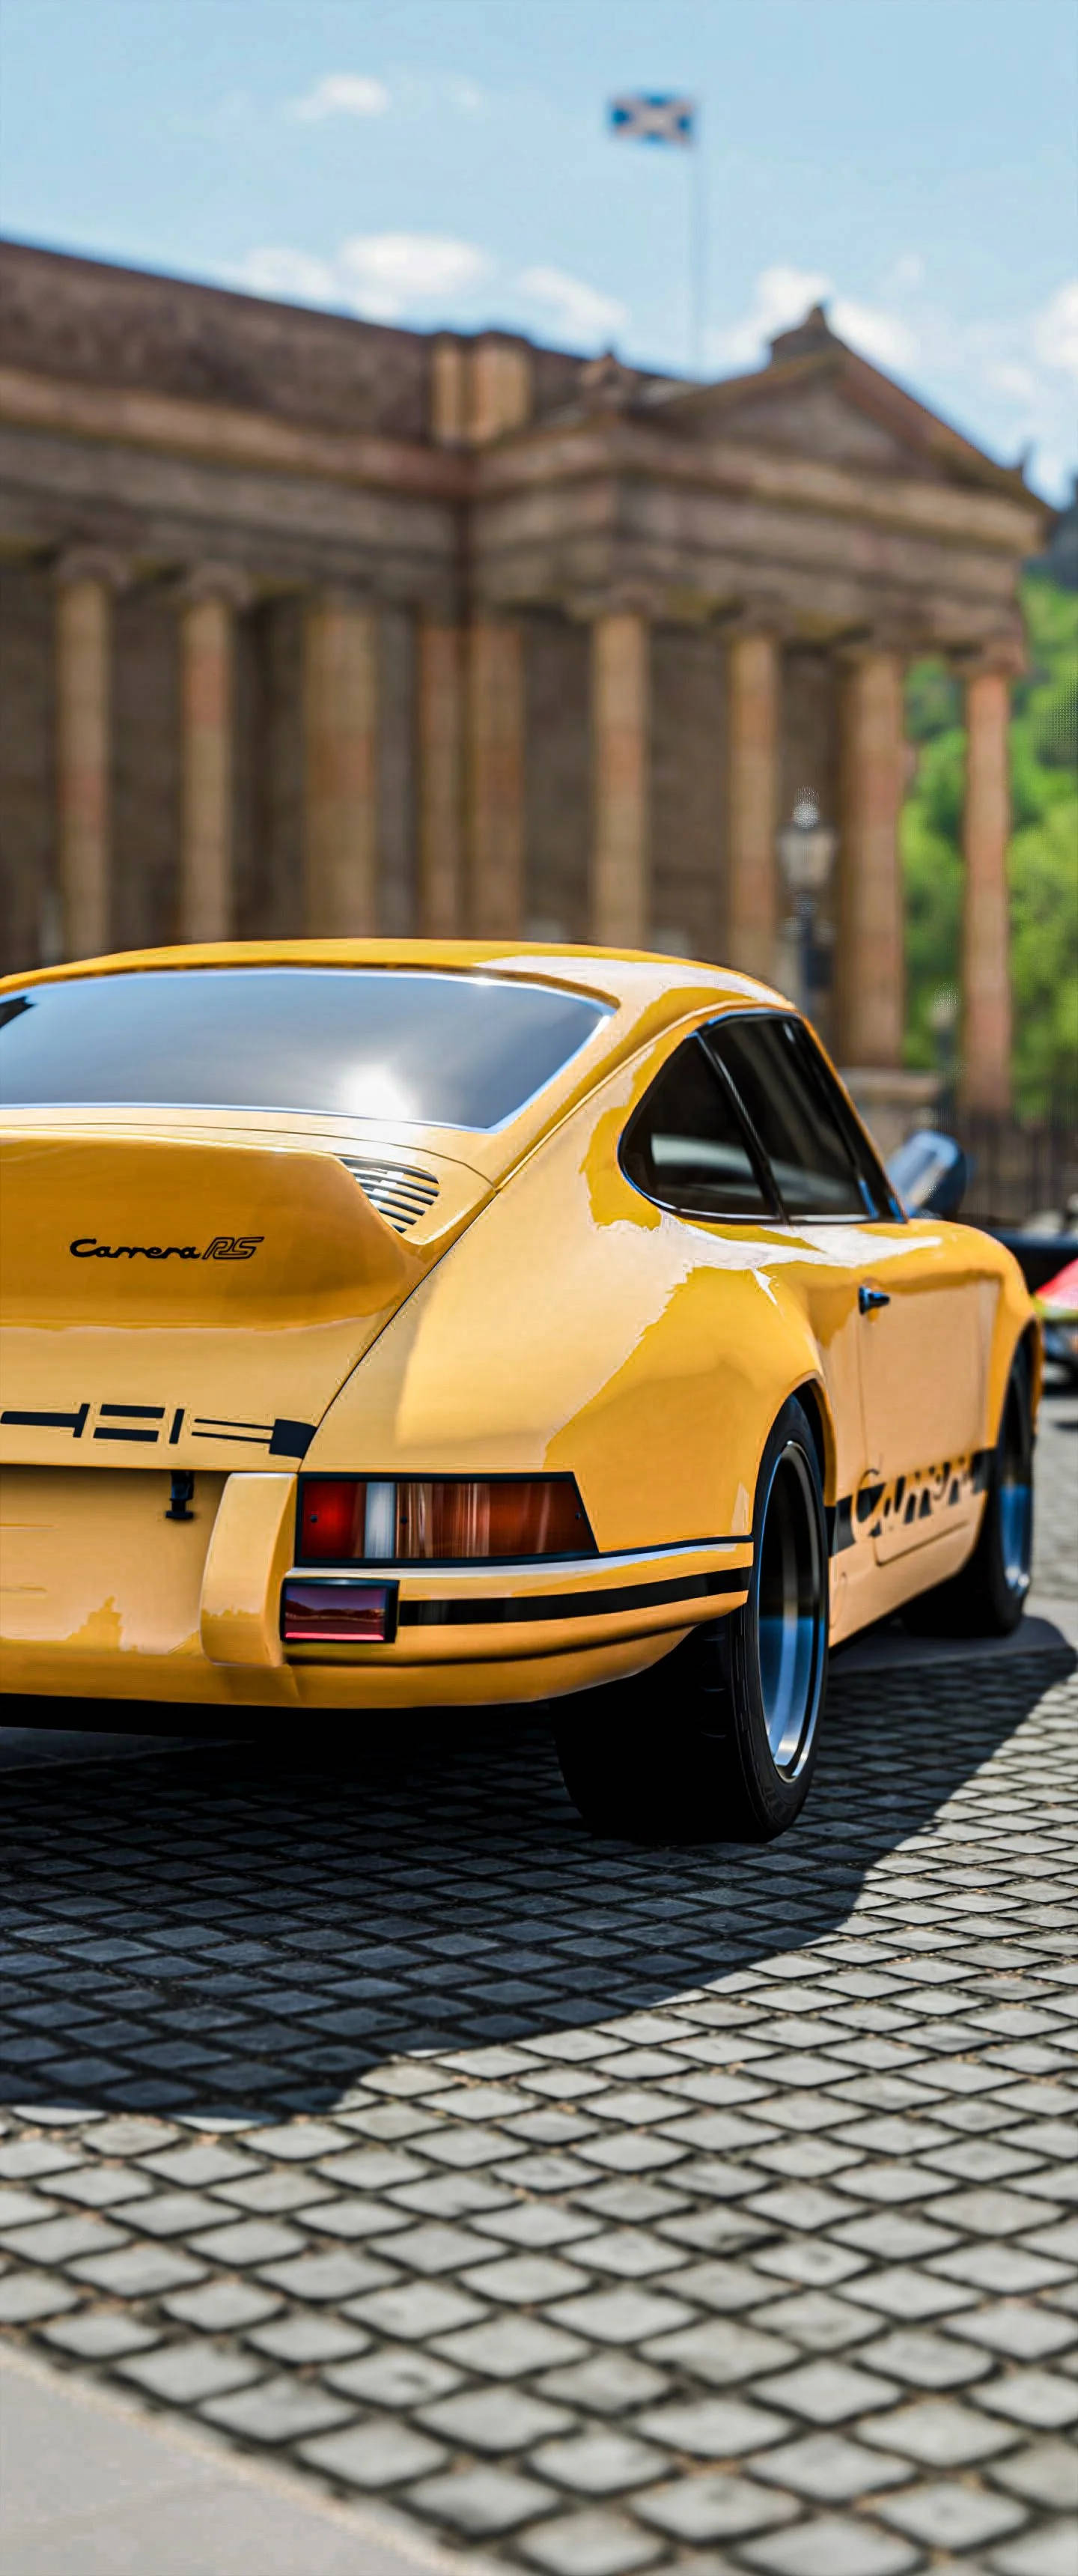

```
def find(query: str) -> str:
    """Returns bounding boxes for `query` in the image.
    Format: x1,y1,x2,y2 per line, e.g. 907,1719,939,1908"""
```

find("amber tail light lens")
298,1475,594,1564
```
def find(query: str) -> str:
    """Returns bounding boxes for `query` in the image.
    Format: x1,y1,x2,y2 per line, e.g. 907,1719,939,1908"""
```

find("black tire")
555,1397,829,1844
903,1344,1035,1638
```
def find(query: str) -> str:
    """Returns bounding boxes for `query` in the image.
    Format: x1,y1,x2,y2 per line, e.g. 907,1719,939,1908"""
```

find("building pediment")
645,306,1029,501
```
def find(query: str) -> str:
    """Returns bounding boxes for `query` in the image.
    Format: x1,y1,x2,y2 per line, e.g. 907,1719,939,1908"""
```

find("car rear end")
1,944,752,1714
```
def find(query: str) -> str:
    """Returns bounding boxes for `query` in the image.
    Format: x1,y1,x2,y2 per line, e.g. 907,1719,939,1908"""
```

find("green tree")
902,572,1078,1117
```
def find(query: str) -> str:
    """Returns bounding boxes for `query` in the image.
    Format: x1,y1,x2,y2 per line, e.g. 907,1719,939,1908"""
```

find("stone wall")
0,558,52,974
239,600,305,942
0,242,433,440
651,625,728,961
112,584,180,953
523,611,590,941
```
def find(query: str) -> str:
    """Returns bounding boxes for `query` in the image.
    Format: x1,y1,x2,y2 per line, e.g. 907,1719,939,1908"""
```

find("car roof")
0,939,791,1185
1,938,778,1018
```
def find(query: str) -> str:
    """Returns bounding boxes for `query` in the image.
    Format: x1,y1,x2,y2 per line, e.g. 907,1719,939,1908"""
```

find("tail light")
297,1475,594,1564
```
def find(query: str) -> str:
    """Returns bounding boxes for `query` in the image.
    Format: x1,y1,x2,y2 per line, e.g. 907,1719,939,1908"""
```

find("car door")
618,1027,868,1571
839,1215,993,1566
710,1015,990,1569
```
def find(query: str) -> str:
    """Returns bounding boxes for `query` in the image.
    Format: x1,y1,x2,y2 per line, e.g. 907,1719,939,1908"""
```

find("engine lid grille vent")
339,1157,440,1233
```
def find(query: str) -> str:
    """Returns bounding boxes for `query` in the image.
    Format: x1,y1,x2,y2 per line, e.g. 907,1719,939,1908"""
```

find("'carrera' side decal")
398,1567,749,1629
831,1448,992,1553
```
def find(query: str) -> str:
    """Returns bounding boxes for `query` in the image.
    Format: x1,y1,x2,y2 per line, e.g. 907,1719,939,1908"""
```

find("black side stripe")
398,1567,749,1629
1,1404,89,1436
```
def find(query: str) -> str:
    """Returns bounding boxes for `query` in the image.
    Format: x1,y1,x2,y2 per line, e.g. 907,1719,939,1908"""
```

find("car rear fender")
305,1063,836,1554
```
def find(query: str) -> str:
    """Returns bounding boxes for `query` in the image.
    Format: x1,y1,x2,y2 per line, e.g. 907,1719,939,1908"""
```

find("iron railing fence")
951,1109,1078,1227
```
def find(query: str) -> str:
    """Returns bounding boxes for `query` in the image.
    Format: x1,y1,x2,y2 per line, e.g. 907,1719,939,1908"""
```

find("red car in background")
1036,1257,1078,1384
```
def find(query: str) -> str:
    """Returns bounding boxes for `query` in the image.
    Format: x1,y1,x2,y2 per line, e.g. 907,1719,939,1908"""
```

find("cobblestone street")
1,1388,1075,2575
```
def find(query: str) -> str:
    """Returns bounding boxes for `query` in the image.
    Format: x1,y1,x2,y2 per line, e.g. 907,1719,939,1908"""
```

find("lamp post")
777,792,838,1020
927,984,960,1127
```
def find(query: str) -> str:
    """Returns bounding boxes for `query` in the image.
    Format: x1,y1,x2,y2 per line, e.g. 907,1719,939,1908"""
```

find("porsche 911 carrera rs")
0,941,1038,1840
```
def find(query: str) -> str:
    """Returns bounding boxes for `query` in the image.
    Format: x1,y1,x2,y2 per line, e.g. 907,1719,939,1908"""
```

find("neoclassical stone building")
0,238,1047,1108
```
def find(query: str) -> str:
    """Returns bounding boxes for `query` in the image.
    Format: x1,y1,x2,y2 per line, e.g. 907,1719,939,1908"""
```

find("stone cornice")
0,365,467,504
473,414,1046,558
0,364,1047,568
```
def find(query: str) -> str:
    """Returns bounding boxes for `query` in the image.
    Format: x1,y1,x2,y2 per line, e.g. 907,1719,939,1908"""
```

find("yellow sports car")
0,941,1038,1841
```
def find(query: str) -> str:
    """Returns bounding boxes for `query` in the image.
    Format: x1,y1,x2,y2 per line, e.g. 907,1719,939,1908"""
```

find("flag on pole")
608,93,695,146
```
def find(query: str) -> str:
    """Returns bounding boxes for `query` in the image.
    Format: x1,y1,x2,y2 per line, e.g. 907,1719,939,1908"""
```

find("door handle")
859,1283,891,1315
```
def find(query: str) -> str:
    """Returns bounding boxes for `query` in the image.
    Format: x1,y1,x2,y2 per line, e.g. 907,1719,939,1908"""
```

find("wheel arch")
1017,1317,1043,1420
791,1376,837,1506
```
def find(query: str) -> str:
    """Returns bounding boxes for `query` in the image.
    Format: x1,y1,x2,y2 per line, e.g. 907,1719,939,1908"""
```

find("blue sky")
1,0,1074,496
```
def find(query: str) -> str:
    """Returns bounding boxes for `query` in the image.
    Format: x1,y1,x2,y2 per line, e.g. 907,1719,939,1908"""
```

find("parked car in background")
1035,1257,1078,1384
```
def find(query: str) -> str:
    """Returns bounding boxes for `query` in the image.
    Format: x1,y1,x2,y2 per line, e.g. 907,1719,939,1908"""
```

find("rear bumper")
1,1465,751,1711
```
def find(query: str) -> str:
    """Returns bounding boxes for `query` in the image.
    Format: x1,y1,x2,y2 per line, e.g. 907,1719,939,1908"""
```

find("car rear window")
0,968,609,1131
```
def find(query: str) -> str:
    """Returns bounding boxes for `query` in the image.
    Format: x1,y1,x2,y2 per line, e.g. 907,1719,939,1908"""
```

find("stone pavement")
0,1385,1075,2575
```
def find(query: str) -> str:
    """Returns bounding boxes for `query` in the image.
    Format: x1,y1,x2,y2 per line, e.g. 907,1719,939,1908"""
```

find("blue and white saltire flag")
608,94,695,146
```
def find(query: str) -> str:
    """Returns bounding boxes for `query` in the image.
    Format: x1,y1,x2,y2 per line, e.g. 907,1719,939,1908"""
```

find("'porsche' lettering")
69,1237,262,1261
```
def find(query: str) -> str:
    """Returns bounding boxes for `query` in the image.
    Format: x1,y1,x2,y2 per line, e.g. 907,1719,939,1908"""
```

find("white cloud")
710,265,919,378
709,264,830,369
1031,279,1078,383
957,280,1077,493
888,252,925,292
444,75,487,114
338,234,490,320
981,359,1038,402
231,232,490,323
829,296,919,374
290,73,389,122
517,265,627,347
233,246,337,305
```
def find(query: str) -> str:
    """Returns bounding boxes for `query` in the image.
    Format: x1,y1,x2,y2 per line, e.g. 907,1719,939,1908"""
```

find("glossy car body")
1035,1256,1078,1383
0,941,1038,1714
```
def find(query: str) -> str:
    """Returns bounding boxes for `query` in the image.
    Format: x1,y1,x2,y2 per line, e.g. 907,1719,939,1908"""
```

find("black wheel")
555,1397,829,1844
903,1344,1034,1638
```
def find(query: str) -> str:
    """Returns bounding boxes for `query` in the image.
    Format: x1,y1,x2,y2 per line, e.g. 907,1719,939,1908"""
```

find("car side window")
707,1015,877,1220
621,1034,776,1220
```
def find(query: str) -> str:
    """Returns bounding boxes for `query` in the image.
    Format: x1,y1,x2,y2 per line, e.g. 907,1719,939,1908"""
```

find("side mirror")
887,1128,969,1220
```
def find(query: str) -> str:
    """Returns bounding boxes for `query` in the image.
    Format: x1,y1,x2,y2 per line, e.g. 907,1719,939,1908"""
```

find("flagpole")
690,99,705,376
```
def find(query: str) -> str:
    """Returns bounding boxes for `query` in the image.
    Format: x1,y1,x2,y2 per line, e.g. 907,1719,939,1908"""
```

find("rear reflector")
298,1475,594,1564
281,1579,398,1645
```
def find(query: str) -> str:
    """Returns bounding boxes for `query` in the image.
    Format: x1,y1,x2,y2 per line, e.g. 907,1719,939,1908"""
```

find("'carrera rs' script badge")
70,1236,264,1262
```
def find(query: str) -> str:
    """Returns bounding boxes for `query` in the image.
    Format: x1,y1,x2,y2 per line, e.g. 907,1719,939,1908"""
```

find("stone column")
725,627,780,983
303,592,379,936
960,659,1013,1114
417,620,465,935
466,617,524,938
177,566,249,945
54,551,118,960
430,336,467,447
591,610,649,950
836,645,906,1066
468,338,532,444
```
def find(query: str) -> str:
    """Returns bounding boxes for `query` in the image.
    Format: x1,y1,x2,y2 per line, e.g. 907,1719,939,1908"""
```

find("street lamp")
927,984,960,1124
777,792,838,1018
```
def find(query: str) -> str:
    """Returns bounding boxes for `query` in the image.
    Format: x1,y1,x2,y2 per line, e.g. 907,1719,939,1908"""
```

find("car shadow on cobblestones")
0,1647,1072,2124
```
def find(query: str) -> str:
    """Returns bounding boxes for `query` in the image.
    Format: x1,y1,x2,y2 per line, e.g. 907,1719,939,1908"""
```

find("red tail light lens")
298,1480,365,1561
298,1476,594,1564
